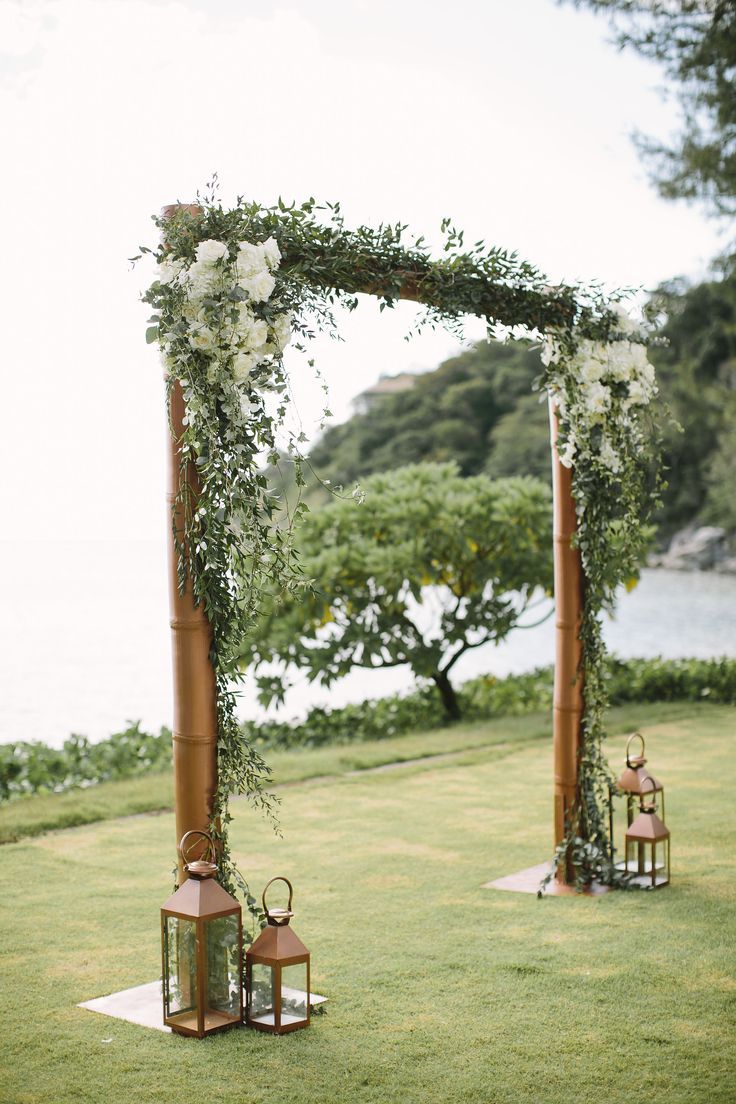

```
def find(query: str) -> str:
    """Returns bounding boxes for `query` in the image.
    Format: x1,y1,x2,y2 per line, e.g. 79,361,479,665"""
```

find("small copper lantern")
613,732,665,872
624,776,670,889
161,831,243,1037
246,876,310,1035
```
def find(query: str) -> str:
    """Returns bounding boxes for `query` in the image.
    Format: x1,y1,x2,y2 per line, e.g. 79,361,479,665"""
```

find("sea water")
1,540,734,748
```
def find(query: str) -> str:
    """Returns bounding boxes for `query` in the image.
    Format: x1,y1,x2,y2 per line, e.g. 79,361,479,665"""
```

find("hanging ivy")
136,182,662,898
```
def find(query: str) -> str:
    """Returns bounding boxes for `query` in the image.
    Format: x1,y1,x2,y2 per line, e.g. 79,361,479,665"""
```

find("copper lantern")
624,776,670,889
613,732,665,873
246,877,310,1035
161,831,244,1037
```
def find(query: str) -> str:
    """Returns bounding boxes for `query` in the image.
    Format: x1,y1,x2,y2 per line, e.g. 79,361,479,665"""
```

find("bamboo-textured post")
549,397,584,884
162,204,218,883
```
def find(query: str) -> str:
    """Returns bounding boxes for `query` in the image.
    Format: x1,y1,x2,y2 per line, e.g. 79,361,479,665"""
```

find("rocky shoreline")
648,525,736,573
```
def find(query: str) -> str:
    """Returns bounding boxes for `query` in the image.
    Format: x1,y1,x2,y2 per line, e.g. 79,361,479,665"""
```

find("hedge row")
2,657,734,800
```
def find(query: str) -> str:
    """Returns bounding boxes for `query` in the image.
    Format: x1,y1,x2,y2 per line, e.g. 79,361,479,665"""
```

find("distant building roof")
358,373,417,400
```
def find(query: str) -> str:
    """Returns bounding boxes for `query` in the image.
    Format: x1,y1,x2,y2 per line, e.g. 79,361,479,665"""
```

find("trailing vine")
137,183,661,900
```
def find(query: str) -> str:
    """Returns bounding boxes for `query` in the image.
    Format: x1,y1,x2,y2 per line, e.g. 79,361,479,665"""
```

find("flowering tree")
239,463,553,721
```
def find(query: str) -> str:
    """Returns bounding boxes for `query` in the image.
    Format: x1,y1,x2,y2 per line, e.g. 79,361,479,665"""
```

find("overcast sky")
1,0,725,543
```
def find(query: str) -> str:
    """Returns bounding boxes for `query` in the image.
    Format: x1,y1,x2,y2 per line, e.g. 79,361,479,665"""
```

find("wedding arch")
139,192,661,900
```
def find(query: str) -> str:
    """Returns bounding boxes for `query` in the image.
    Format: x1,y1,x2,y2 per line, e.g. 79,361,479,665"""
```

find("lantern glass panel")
164,916,198,1021
205,914,241,1020
249,963,276,1026
281,963,308,1025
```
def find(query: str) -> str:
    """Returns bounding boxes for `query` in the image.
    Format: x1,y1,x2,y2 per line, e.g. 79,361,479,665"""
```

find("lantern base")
482,862,610,896
167,1008,241,1038
614,859,666,875
79,980,327,1034
622,872,669,890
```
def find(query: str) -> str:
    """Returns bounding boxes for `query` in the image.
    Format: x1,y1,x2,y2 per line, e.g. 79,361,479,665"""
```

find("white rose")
613,303,639,335
624,379,649,407
272,312,292,352
156,257,184,284
638,358,657,391
160,351,178,375
578,357,605,385
261,236,281,271
584,381,611,417
239,393,260,419
235,242,266,278
598,437,621,473
195,239,229,266
188,259,222,299
188,321,217,352
232,350,258,383
540,335,560,367
546,386,566,415
602,340,632,380
236,301,255,330
559,436,577,468
241,269,276,303
629,342,650,370
248,319,269,349
184,299,212,324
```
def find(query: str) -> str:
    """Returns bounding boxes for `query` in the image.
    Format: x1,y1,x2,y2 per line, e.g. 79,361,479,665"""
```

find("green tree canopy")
566,1,736,222
650,268,736,531
294,269,736,539
307,339,542,489
241,463,553,719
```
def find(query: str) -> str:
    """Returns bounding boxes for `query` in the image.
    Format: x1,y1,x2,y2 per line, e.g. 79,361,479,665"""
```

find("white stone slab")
482,861,610,896
79,980,327,1034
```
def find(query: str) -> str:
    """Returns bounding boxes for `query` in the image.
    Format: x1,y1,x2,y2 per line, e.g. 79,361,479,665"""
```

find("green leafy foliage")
289,267,736,541
704,400,736,531
307,341,545,489
0,722,172,802
239,462,554,720
650,269,736,535
605,655,736,705
4,659,733,801
565,1,736,224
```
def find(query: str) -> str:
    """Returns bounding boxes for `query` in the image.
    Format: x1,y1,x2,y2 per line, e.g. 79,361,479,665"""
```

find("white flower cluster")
542,310,657,475
156,234,292,393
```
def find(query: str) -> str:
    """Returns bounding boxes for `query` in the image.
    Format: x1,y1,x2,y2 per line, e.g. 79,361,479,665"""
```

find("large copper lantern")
612,732,665,872
624,776,670,889
246,877,310,1035
161,831,244,1037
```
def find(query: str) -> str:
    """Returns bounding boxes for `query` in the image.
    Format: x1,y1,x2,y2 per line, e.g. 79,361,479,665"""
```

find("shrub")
605,656,736,705
1,658,733,801
0,722,172,802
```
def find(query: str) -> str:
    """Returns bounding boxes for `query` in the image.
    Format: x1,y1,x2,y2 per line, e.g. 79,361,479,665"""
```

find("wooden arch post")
162,204,218,883
549,399,584,884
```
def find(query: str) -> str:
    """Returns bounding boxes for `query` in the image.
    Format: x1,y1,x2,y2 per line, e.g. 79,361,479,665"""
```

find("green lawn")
0,700,717,844
2,702,735,1104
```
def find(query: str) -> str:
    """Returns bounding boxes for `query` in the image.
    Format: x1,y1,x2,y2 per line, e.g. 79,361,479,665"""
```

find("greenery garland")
137,184,662,897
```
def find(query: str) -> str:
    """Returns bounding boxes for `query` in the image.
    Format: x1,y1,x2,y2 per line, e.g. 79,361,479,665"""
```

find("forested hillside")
305,272,736,538
309,339,548,485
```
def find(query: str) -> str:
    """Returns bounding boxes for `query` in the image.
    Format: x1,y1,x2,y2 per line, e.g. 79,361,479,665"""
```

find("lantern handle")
178,830,216,864
639,774,658,811
626,731,645,766
262,876,294,918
